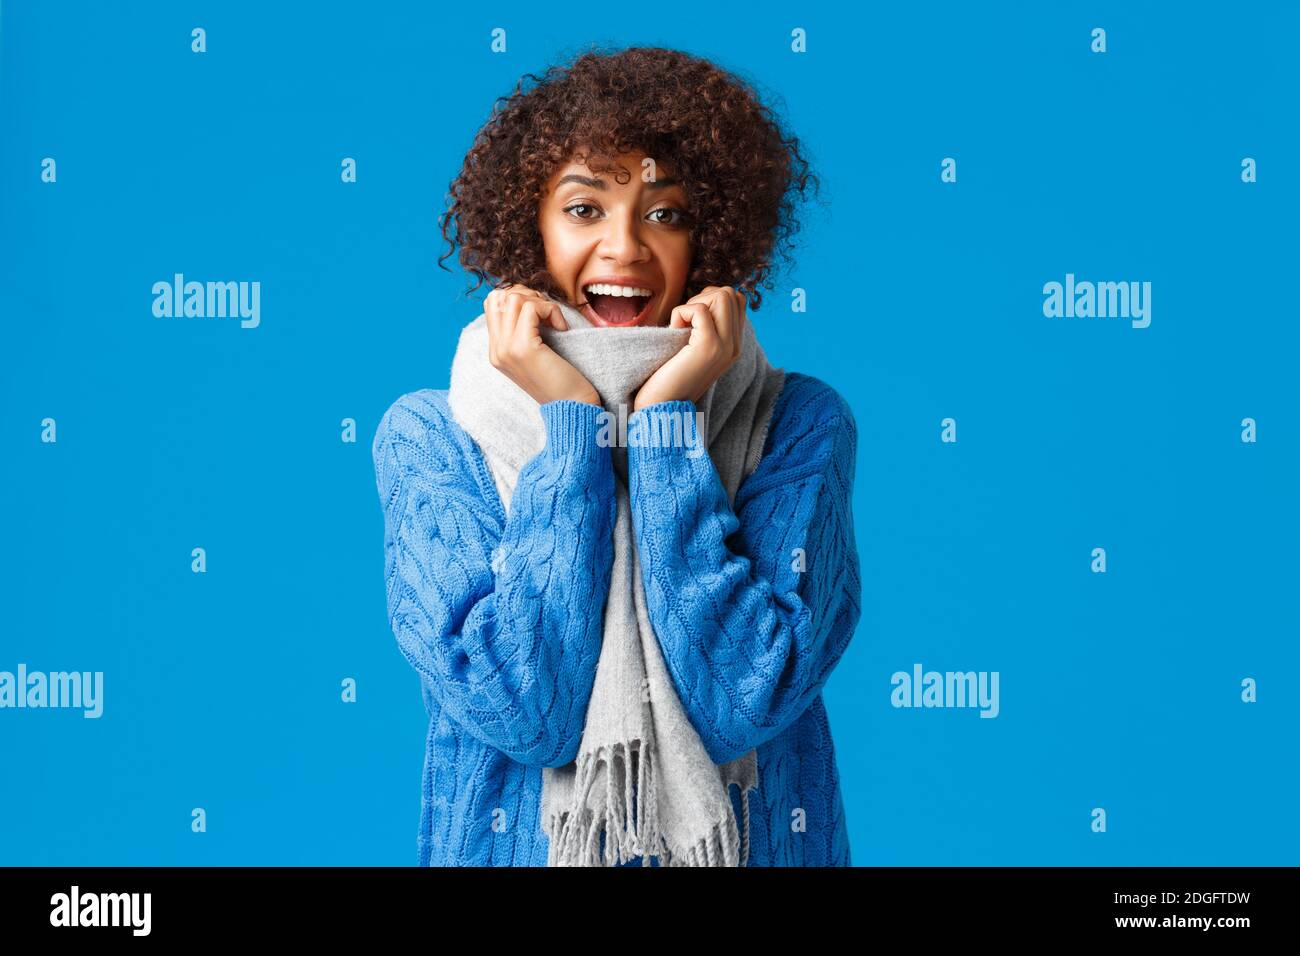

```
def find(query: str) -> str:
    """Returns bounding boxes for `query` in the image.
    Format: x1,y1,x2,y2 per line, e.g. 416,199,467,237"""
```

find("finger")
514,287,565,330
681,286,717,311
691,289,728,357
504,288,562,334
687,302,720,350
485,288,504,364
515,300,549,355
669,304,695,329
734,287,748,319
731,289,747,358
706,287,734,351
513,299,537,354
678,303,711,335
539,295,566,331
499,289,525,347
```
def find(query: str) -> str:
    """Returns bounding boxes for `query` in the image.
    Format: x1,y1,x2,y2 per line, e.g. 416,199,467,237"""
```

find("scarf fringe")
543,739,752,867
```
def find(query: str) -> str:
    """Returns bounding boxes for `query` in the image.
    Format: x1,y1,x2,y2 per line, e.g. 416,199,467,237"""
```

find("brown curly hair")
437,44,821,312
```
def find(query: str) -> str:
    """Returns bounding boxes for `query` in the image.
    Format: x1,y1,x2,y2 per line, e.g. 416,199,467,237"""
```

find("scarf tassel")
543,739,752,867
544,739,656,867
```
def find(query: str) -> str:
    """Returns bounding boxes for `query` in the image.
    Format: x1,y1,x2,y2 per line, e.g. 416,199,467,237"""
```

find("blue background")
2,1,1296,865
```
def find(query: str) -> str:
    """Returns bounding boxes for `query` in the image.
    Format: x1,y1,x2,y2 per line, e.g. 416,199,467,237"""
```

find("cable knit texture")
372,370,860,866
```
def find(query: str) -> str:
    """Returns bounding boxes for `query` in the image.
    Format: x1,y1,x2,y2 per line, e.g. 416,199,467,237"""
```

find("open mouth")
581,283,656,326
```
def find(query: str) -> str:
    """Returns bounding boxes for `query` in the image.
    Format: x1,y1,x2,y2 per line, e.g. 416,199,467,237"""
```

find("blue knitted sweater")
371,370,861,866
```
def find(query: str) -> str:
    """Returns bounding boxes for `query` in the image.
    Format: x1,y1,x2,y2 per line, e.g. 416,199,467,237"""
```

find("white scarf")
447,291,784,865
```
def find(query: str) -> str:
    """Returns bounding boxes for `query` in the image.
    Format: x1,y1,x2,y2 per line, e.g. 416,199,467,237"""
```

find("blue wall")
1,0,1295,864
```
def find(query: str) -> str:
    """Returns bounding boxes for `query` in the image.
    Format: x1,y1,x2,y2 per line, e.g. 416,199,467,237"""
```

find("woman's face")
537,149,692,327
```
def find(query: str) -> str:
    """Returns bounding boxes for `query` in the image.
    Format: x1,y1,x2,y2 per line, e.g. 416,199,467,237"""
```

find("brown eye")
648,207,687,226
564,203,599,219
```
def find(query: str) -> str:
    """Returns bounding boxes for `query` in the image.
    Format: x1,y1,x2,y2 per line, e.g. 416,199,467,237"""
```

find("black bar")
0,866,1287,939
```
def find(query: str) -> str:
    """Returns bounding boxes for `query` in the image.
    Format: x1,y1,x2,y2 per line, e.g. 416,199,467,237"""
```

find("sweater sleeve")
625,375,861,766
372,391,617,768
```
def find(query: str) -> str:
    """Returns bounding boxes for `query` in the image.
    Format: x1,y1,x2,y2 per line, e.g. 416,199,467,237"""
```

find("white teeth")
584,283,653,298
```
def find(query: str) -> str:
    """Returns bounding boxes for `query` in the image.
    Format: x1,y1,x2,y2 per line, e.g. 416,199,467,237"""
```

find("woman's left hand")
633,286,746,412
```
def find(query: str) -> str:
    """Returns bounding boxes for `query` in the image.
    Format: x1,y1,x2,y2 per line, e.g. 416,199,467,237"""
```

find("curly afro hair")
437,45,821,312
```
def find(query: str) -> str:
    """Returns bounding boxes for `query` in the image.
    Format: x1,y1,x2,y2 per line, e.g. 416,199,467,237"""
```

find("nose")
597,207,649,264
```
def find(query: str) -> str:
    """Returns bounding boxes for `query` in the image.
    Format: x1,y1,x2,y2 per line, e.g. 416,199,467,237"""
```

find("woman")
372,46,861,866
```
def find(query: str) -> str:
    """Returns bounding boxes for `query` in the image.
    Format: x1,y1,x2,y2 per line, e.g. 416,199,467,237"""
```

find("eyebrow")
554,173,681,191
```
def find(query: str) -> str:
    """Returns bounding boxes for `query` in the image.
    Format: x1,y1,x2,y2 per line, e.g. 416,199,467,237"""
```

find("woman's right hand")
485,285,601,407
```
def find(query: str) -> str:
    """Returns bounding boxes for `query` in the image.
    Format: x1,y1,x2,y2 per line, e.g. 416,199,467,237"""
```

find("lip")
579,276,659,327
